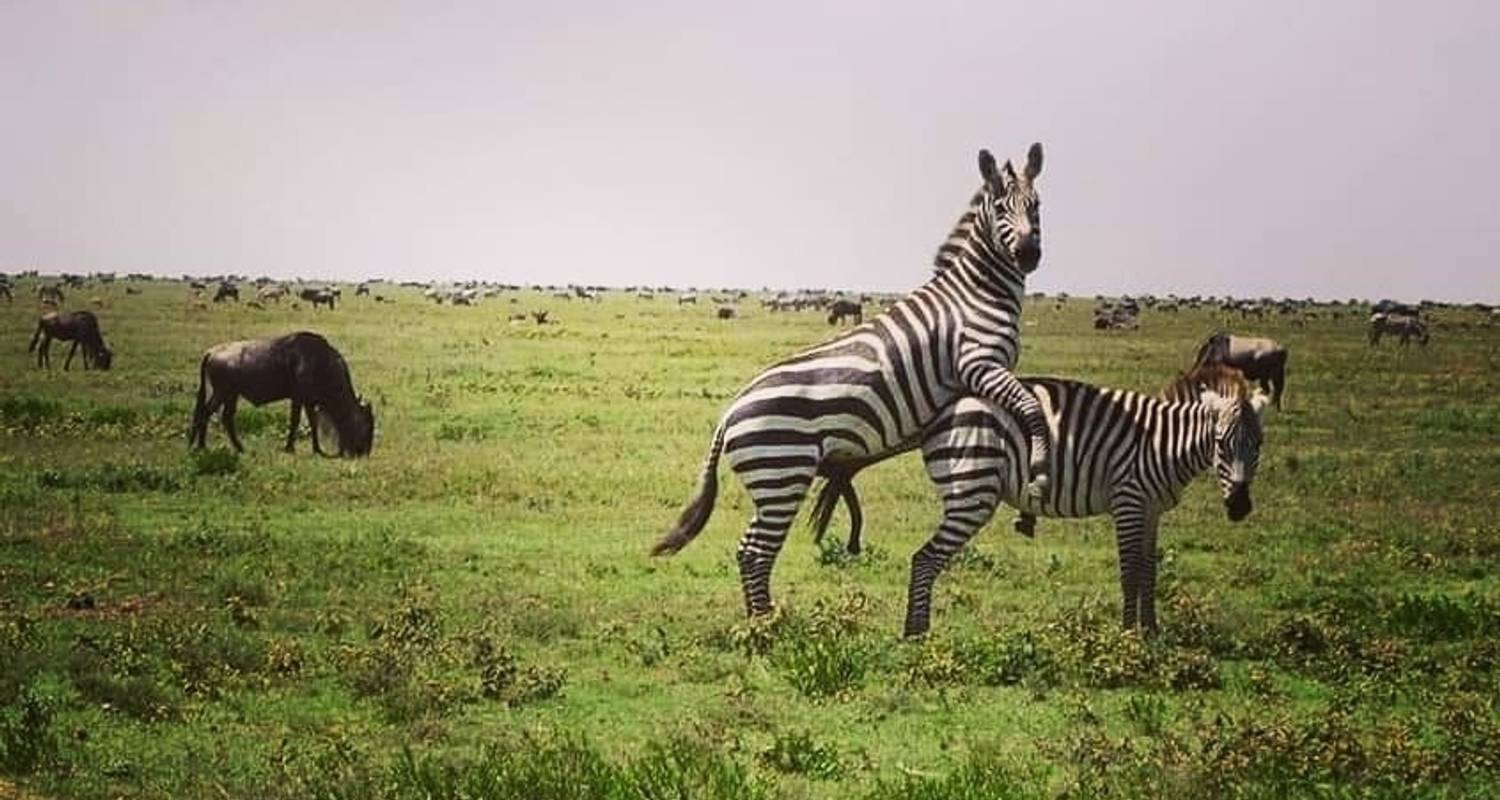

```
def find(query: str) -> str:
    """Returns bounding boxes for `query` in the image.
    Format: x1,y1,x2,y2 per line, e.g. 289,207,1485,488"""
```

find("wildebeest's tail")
651,422,728,556
190,354,210,444
27,321,42,353
810,468,865,555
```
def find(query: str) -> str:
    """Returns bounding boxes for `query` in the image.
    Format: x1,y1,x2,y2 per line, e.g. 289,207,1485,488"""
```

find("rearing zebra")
811,364,1270,636
653,144,1053,621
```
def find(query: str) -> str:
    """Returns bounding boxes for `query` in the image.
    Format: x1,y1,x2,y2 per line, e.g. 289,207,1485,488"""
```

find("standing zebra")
811,364,1270,636
653,144,1052,621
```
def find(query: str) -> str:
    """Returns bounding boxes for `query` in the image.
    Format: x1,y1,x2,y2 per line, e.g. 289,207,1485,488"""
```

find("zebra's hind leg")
905,489,999,637
736,472,814,617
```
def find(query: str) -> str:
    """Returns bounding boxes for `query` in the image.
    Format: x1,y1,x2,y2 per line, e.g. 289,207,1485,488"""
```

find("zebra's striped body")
653,145,1052,620
814,366,1269,635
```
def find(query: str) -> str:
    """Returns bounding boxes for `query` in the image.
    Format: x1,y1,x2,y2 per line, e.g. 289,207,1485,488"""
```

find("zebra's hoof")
1014,514,1036,538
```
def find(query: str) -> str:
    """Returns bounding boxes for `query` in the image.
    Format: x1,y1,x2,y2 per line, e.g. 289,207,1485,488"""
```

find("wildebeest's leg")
1109,485,1150,631
308,407,327,456
1271,358,1286,410
36,334,51,368
221,396,245,452
735,461,816,617
65,341,80,371
285,401,302,452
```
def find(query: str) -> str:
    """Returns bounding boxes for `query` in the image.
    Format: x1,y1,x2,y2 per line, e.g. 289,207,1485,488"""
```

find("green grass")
2,278,1499,798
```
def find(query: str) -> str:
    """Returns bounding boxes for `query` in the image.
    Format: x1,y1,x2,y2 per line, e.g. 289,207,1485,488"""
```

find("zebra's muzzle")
1016,240,1042,272
1225,483,1252,522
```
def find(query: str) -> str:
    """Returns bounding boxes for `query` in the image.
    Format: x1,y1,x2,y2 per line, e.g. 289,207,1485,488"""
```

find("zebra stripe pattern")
653,144,1053,621
813,365,1270,636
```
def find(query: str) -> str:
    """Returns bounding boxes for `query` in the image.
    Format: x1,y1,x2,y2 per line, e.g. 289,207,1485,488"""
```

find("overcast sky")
2,1,1496,301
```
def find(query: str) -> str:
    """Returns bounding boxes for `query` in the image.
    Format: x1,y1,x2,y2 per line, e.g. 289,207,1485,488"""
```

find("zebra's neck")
932,190,1026,299
1176,403,1218,478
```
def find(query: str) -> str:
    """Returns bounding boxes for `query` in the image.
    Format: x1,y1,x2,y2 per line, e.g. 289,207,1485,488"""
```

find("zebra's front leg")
905,491,998,637
1109,488,1150,631
736,477,812,616
958,351,1053,492
1136,510,1164,635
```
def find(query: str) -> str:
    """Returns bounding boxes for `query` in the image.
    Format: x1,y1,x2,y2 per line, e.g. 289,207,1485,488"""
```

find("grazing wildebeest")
355,283,370,297
28,311,113,370
716,306,737,320
1368,313,1428,347
0,283,12,302
38,284,65,305
826,298,863,326
811,364,1269,636
299,288,337,310
189,332,374,456
214,283,239,303
1194,331,1289,409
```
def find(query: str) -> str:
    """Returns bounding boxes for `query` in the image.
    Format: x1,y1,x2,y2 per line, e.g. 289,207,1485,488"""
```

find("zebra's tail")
651,422,728,556
27,321,42,353
810,468,865,555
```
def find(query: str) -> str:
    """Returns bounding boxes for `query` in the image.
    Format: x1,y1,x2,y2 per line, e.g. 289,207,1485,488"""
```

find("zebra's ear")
978,150,1003,189
1024,142,1044,180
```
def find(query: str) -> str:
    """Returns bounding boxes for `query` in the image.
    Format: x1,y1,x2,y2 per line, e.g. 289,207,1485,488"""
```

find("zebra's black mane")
931,189,988,274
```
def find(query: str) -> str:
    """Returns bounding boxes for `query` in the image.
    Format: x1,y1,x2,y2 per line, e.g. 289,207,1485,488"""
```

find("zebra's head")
1201,387,1271,522
977,143,1044,273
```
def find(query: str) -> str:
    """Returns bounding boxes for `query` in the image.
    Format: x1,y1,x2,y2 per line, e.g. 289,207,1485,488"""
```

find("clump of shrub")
768,595,881,699
0,682,64,775
356,735,768,800
38,462,183,493
435,419,492,442
1386,591,1499,641
191,446,241,477
907,602,1223,694
67,642,178,722
84,404,137,427
866,749,1047,800
959,630,1058,689
757,729,844,780
707,595,883,699
336,593,453,721
0,396,64,431
471,635,567,708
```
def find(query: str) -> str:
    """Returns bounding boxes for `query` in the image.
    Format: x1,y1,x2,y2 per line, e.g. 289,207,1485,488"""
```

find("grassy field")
2,278,1499,799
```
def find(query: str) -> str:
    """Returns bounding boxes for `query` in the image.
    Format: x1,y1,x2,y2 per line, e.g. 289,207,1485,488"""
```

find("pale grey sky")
2,1,1497,301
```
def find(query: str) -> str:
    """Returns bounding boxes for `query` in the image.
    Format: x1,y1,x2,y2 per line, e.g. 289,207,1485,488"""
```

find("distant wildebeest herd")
4,146,1494,639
